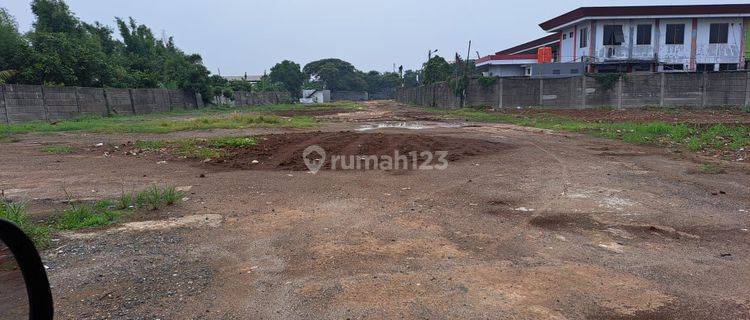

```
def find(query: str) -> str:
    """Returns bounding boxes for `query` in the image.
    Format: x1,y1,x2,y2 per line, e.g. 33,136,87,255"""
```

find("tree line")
0,0,456,103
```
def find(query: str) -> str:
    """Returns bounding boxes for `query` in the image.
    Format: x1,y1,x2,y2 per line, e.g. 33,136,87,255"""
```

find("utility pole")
463,40,472,108
428,49,438,62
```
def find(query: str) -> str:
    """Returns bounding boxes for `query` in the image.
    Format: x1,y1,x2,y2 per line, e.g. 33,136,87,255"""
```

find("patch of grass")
0,104,320,138
161,186,181,206
208,136,257,148
0,201,52,248
116,192,133,210
431,108,750,154
56,200,123,230
145,136,259,160
120,186,185,211
698,163,726,174
40,145,76,154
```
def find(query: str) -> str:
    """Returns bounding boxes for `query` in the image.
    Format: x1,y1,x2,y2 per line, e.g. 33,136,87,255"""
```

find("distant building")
222,74,263,83
541,4,750,72
300,90,331,104
478,4,750,74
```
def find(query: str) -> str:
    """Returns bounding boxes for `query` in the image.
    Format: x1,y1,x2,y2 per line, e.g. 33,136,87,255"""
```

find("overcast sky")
3,0,741,75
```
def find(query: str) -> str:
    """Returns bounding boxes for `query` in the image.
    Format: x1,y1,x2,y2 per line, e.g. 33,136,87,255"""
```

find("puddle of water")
356,122,462,131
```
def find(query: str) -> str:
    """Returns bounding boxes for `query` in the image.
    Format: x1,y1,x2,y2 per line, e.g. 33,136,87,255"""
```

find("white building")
300,90,331,104
541,4,750,72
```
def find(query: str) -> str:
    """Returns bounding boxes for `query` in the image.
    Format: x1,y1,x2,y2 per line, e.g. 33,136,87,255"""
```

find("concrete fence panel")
0,84,286,123
465,79,499,107
104,88,134,116
168,90,186,109
662,73,703,107
43,86,79,121
151,89,170,113
621,74,661,107
397,72,750,110
130,89,155,115
3,84,46,123
705,72,746,107
331,91,369,101
503,78,540,107
77,87,107,116
540,77,580,108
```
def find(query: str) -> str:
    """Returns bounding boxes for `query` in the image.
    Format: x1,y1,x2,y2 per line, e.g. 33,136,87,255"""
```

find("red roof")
540,4,750,31
495,34,560,55
476,54,537,64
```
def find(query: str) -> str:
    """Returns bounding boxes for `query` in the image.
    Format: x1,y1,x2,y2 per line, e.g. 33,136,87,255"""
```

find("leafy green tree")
0,0,273,103
362,70,401,93
254,75,285,92
0,8,29,78
19,1,114,86
403,69,421,88
303,58,366,91
31,0,80,34
422,56,452,85
269,60,304,98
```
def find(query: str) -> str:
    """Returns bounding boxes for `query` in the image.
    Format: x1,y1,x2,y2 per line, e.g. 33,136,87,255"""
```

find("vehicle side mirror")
0,218,54,319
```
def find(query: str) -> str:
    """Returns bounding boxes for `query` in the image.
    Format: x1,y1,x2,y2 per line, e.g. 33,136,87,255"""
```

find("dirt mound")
208,131,511,171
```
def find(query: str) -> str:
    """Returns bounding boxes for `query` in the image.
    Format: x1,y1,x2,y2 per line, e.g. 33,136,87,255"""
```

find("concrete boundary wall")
234,91,292,106
396,71,750,110
1,84,279,124
332,91,369,101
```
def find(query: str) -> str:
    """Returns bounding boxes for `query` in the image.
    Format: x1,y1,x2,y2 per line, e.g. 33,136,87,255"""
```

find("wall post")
659,72,665,107
617,76,623,109
539,78,544,106
744,71,750,109
1,85,9,124
102,89,111,116
581,76,587,108
701,72,708,108
40,85,49,121
74,87,82,114
128,89,136,114
497,78,503,108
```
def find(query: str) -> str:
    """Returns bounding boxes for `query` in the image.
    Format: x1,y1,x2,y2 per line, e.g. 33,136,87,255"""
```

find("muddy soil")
1,101,749,319
128,132,511,171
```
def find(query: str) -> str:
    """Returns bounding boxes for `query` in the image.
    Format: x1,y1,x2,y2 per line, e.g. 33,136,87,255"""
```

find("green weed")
0,103,320,139
0,201,52,247
208,136,257,148
698,163,726,174
433,108,750,154
40,145,76,154
132,186,184,210
57,200,122,230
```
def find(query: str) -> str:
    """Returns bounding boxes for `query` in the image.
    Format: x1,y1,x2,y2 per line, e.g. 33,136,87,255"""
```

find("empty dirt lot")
1,101,749,319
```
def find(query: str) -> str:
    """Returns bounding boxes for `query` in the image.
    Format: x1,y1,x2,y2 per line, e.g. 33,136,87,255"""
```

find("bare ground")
1,101,749,319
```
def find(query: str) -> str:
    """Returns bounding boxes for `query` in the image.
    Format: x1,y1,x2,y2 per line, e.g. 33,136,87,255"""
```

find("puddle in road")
356,121,463,132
